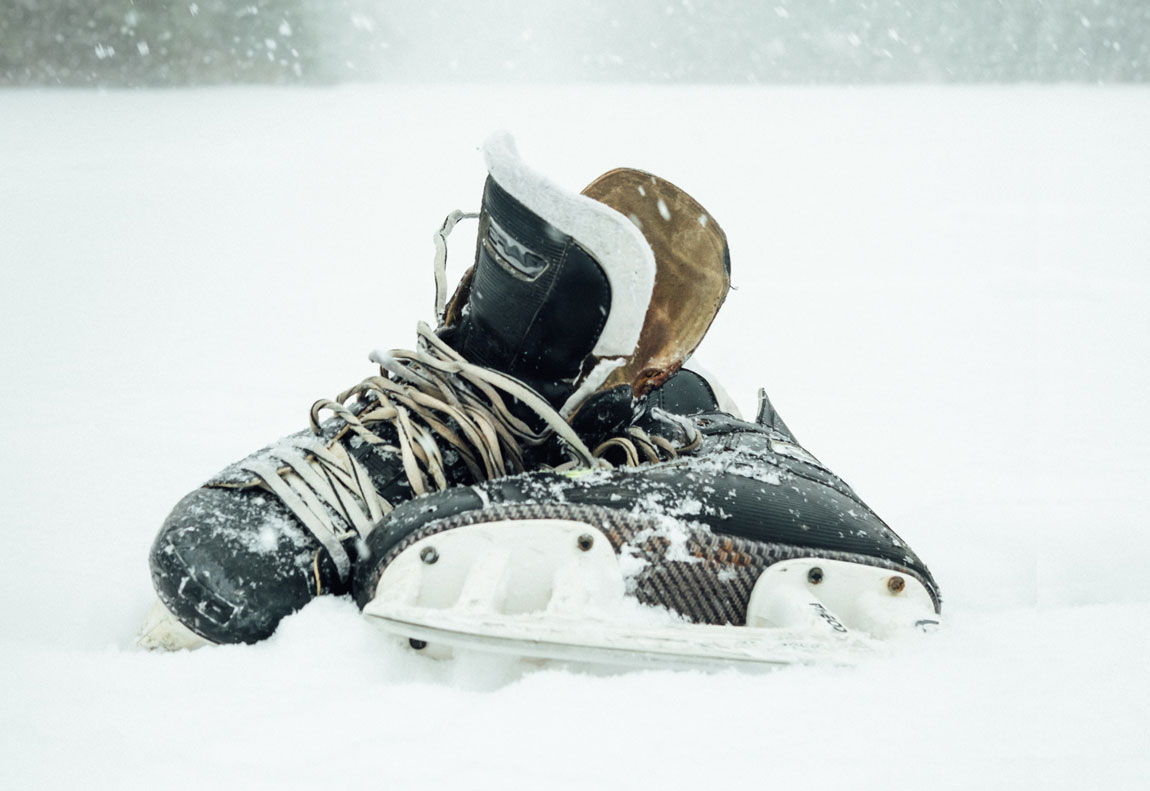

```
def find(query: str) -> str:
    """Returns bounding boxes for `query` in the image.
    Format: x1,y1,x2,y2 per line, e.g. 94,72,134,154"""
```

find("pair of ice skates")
140,134,940,668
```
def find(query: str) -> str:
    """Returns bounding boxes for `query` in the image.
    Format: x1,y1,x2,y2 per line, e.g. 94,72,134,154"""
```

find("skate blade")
363,602,875,671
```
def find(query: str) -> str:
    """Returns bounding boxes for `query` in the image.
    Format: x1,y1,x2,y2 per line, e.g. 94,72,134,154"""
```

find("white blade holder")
362,520,938,670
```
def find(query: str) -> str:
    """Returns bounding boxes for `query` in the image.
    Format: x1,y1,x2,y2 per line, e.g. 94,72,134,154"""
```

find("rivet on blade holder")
420,546,439,564
807,567,824,584
887,576,906,594
577,534,594,551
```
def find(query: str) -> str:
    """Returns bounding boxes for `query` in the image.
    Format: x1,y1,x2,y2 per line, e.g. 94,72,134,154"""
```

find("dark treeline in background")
3,0,1149,87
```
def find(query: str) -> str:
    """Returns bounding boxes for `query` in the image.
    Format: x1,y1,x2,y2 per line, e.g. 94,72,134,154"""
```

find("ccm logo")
487,218,548,278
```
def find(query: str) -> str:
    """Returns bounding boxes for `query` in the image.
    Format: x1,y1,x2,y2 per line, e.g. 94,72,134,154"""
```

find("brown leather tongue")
581,169,731,397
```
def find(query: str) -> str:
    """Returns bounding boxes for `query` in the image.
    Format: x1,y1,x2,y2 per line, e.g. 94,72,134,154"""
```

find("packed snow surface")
2,85,1149,789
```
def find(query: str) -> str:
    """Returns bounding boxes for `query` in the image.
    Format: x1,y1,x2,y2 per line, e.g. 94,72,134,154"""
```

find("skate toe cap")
148,486,330,644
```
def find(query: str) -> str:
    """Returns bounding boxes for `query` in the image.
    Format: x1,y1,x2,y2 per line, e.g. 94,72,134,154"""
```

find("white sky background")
359,0,1150,82
3,0,1148,85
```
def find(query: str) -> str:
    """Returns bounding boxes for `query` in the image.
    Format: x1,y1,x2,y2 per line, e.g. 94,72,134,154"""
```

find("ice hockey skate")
139,133,731,649
354,367,941,670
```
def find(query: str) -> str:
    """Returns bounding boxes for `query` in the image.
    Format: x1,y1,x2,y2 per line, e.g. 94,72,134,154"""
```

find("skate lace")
587,420,700,468
239,212,699,584
240,322,699,583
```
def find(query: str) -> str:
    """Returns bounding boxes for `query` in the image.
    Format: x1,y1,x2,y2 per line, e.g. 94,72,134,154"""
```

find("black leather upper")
447,177,612,407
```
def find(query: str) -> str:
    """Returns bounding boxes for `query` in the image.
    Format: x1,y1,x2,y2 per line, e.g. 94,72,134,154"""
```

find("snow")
2,85,1150,789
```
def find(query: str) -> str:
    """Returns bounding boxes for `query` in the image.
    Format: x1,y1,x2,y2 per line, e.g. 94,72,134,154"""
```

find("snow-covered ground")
2,85,1148,789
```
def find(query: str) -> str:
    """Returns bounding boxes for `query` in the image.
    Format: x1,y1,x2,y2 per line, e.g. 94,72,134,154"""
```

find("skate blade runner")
139,132,940,669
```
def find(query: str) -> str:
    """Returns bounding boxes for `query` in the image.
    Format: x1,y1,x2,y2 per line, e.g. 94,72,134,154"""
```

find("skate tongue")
580,168,730,399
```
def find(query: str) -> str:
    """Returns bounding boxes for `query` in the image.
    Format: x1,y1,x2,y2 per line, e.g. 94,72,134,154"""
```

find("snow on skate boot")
355,367,940,669
141,134,731,649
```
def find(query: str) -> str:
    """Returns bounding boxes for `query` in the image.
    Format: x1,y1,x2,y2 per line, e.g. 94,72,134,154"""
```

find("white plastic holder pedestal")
362,520,939,670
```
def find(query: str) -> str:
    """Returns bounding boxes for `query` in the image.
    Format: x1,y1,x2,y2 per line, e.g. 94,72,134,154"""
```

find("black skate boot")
140,134,731,649
354,367,940,668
